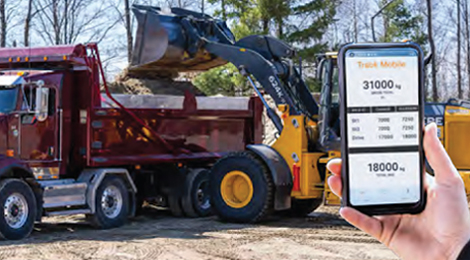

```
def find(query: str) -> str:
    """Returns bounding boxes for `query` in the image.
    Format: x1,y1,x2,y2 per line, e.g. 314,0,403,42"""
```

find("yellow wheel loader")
129,6,350,223
131,4,470,223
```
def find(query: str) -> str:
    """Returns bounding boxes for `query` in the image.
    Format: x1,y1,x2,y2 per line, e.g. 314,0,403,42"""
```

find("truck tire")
210,151,274,223
88,176,129,229
287,198,322,217
167,193,184,217
0,179,37,240
181,169,211,218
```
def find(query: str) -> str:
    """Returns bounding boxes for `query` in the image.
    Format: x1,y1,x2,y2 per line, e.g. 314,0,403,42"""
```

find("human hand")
327,123,470,260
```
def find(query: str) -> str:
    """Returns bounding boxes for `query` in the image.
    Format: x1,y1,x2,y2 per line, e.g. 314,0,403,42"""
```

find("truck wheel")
0,179,37,240
287,198,322,217
181,169,211,217
210,151,273,223
167,193,184,217
89,176,129,229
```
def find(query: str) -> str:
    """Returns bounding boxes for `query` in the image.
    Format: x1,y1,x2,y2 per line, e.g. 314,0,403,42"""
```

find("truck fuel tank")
130,5,236,76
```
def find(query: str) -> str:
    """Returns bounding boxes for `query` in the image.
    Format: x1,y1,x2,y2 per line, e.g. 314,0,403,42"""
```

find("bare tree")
164,0,194,8
427,0,438,101
457,0,462,98
334,0,370,43
34,0,119,46
353,0,358,42
221,0,226,20
0,0,5,47
24,0,33,46
124,0,133,63
464,0,470,98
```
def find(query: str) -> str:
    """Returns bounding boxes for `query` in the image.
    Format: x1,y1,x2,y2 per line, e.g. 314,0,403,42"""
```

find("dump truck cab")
0,72,64,171
0,71,60,167
0,45,102,177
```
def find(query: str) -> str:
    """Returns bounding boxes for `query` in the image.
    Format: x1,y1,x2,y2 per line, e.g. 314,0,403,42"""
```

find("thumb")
423,123,460,185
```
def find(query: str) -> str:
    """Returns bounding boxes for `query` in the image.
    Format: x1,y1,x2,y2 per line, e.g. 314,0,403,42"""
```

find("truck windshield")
0,87,18,113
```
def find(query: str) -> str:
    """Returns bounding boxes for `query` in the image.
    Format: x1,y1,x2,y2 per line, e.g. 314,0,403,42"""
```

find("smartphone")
338,42,426,215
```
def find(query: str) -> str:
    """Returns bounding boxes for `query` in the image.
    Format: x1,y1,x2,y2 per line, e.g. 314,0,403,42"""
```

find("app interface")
345,48,421,206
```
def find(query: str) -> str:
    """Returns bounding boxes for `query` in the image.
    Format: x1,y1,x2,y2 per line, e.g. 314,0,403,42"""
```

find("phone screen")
344,48,422,207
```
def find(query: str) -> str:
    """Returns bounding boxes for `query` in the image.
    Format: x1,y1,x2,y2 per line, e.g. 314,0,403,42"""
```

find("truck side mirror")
35,87,49,122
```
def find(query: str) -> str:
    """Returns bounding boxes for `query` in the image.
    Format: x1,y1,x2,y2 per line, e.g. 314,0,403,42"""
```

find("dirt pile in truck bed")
106,69,205,96
105,70,319,146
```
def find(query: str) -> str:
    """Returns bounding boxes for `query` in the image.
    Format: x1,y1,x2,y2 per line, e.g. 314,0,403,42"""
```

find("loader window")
318,58,341,151
0,87,18,113
332,67,339,104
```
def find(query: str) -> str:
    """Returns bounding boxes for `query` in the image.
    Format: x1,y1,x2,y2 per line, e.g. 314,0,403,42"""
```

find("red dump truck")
0,43,263,240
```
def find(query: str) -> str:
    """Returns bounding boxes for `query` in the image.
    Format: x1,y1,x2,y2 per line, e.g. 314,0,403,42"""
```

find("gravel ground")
0,206,398,260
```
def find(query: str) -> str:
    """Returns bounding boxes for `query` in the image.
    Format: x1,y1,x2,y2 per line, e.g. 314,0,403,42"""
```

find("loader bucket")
130,5,236,75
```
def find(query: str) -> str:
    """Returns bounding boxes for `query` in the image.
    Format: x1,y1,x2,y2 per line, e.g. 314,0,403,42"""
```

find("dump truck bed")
86,94,263,167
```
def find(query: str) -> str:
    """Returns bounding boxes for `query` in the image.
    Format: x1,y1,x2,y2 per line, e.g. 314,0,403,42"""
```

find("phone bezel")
338,42,426,215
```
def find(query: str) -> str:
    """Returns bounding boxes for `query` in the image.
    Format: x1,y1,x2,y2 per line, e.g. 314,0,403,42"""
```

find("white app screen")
345,48,421,206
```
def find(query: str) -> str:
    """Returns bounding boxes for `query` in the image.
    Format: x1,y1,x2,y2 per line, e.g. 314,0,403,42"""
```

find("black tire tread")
168,193,184,217
88,176,129,229
287,198,323,217
181,170,199,218
211,151,274,223
0,178,37,240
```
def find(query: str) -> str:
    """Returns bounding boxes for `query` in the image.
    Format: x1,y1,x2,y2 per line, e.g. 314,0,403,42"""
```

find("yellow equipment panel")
444,105,470,170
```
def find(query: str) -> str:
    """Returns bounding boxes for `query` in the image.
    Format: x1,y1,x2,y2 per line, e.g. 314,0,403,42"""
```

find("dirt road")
0,206,398,260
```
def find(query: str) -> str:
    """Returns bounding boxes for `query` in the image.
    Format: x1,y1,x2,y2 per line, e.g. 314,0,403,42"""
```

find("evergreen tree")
194,0,263,95
380,0,427,45
195,0,340,95
287,0,340,62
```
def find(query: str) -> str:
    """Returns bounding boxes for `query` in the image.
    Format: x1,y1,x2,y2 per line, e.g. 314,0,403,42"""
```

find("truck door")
19,87,58,161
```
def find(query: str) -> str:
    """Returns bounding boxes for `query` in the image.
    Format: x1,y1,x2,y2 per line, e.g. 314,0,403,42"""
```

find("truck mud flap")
246,144,292,210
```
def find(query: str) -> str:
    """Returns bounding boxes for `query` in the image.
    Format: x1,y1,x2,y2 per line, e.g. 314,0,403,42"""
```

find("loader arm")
130,5,319,133
181,18,319,131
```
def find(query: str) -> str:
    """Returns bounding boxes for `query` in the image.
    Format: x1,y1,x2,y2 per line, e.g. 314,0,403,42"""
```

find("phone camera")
349,53,355,57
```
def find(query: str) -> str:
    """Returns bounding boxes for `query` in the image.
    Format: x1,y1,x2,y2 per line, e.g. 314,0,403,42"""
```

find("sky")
1,0,464,100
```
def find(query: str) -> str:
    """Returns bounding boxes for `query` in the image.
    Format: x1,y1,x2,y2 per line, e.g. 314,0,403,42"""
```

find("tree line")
0,0,468,102
195,0,470,102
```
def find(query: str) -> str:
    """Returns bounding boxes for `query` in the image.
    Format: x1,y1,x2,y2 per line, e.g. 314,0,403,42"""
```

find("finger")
425,173,435,189
340,207,383,241
423,123,460,184
327,175,342,198
327,159,342,176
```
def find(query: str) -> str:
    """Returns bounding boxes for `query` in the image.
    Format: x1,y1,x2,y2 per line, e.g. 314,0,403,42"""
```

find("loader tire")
210,151,274,223
88,176,129,229
287,198,322,217
181,169,211,218
0,179,37,240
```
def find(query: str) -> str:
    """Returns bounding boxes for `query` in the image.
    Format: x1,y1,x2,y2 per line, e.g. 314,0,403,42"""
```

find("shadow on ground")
0,206,352,246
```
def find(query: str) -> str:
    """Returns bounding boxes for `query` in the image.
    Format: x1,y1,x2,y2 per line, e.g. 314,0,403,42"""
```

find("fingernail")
339,207,345,216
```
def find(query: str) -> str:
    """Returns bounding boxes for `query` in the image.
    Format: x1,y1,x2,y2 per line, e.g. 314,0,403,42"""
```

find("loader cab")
317,52,341,151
